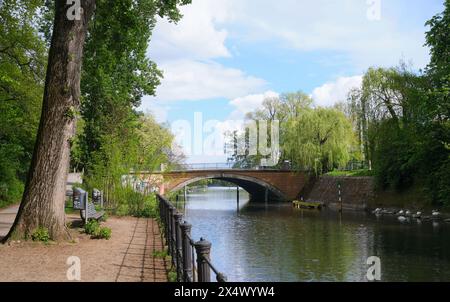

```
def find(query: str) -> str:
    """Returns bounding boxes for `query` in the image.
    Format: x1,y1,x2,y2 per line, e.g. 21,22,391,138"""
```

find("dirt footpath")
0,215,168,282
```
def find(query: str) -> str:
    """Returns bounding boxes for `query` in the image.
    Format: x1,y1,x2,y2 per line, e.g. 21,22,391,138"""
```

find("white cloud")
144,0,267,104
149,60,267,102
228,0,432,69
144,0,433,108
228,90,279,120
138,98,171,123
149,0,234,61
311,75,363,107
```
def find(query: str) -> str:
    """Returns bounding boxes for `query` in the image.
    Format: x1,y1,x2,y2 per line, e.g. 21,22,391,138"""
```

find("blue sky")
138,0,445,163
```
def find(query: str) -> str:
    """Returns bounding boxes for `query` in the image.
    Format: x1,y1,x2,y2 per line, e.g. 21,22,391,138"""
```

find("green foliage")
0,0,47,207
84,220,100,235
92,227,112,240
228,95,358,174
139,195,159,218
99,212,109,222
344,1,450,206
168,269,178,282
107,189,158,218
75,0,189,174
283,107,357,174
31,227,50,243
84,116,176,216
0,1,190,213
153,249,168,259
84,220,111,239
326,170,374,177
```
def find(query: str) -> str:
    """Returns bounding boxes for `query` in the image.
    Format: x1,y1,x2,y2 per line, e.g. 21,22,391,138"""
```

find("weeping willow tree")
283,107,357,174
84,114,183,216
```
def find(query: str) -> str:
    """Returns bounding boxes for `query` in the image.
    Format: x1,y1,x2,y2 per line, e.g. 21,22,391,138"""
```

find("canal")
175,186,450,282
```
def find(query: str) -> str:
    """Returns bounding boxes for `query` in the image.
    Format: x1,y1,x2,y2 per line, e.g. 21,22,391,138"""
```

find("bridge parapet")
137,168,306,202
163,162,292,172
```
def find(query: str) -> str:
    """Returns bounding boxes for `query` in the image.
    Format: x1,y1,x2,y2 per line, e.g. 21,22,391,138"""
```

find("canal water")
176,186,450,282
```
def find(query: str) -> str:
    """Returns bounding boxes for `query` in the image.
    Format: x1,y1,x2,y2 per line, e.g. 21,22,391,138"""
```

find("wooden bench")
73,187,105,224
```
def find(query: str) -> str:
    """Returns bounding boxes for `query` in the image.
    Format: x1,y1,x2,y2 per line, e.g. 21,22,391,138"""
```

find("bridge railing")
157,194,227,282
171,162,283,171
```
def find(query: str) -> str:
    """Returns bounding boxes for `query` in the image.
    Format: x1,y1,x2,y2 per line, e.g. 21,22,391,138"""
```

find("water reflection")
176,187,450,282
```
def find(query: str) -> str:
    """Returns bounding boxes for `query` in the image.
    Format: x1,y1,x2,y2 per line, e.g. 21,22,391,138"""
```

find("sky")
138,0,445,164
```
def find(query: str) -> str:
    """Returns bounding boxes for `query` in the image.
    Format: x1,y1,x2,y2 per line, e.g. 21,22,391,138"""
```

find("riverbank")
304,175,448,214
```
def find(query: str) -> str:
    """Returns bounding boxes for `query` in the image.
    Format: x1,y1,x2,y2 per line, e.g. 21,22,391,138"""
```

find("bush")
100,212,109,222
84,220,111,239
111,190,158,218
84,220,100,235
168,270,177,282
138,195,158,218
31,227,50,242
92,227,112,240
153,249,168,259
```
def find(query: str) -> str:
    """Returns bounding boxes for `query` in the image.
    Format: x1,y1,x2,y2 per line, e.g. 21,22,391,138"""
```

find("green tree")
5,0,97,241
283,107,356,173
422,0,450,205
85,113,180,215
344,0,449,206
4,0,191,242
227,92,356,173
0,0,47,207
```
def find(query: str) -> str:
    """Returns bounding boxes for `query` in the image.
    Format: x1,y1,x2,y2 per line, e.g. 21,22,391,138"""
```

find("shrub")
116,203,129,217
84,220,100,235
152,249,168,259
31,227,50,242
84,220,112,239
168,270,177,282
100,212,109,222
92,227,112,240
138,195,158,218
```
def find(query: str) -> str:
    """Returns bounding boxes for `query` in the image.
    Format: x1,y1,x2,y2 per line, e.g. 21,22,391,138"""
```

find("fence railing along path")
157,194,227,282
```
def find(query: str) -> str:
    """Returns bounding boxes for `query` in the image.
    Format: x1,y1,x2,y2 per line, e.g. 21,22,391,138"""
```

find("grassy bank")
326,169,374,177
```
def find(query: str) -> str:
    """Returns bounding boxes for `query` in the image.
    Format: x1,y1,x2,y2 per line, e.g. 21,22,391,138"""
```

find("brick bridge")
137,168,308,202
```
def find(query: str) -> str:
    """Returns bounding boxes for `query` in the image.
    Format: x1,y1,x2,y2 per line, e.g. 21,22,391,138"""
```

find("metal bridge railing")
157,194,227,282
171,162,285,171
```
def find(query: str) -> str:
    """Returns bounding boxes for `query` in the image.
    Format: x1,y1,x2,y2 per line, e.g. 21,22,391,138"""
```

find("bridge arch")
169,173,287,202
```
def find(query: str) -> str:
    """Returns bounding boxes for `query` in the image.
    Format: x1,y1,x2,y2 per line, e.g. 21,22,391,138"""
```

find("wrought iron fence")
157,194,227,282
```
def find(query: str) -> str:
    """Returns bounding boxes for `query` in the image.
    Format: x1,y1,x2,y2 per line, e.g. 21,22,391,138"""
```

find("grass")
326,169,374,177
168,269,177,282
0,200,18,210
64,206,78,214
31,227,50,243
153,249,168,259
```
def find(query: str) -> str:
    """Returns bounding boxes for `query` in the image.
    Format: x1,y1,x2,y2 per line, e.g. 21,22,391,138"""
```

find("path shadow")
69,219,84,229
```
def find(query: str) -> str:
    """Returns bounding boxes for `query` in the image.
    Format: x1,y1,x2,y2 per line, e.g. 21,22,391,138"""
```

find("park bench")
73,187,105,224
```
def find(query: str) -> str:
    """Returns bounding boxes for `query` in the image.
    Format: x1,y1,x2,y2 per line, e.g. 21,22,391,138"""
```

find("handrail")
204,256,227,282
157,194,227,282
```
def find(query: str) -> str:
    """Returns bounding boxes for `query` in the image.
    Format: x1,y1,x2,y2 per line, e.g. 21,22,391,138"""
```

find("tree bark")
3,1,96,242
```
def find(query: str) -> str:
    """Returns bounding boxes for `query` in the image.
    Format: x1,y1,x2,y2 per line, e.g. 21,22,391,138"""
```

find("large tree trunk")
3,1,96,242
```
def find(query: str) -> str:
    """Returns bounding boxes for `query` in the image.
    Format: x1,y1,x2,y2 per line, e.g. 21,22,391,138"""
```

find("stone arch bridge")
135,169,308,202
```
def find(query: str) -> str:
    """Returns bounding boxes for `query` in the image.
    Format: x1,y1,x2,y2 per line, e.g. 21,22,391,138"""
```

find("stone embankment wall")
304,176,375,211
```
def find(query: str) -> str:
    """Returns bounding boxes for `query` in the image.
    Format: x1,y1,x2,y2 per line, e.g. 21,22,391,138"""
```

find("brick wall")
305,176,375,211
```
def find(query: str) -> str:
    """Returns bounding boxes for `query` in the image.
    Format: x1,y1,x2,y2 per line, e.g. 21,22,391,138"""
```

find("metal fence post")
180,222,193,282
174,212,183,281
164,201,170,246
168,206,175,260
170,208,178,267
194,238,211,282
